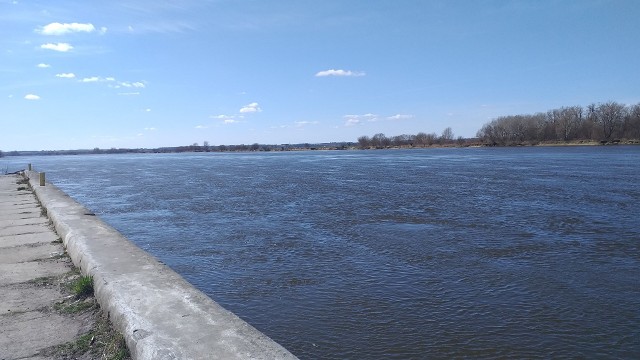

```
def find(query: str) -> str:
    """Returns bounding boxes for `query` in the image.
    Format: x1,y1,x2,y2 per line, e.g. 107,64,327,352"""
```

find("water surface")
4,147,639,358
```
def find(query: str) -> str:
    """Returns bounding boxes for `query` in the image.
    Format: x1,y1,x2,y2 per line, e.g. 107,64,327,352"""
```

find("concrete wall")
25,171,298,360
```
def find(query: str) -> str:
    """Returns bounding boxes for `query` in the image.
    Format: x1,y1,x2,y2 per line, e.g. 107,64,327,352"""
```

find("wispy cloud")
117,92,140,96
211,115,233,119
41,42,73,52
81,76,104,82
344,118,360,126
24,94,40,100
81,77,145,91
210,114,242,124
239,102,261,113
36,63,50,68
295,120,319,127
38,22,96,35
315,69,365,77
126,22,195,34
55,73,75,78
387,114,414,120
344,113,378,126
117,81,145,88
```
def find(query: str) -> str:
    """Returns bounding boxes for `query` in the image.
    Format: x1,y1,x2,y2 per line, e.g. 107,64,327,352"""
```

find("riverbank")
0,174,128,359
21,170,297,360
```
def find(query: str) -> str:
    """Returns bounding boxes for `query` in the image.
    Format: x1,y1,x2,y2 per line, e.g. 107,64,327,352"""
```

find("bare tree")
391,134,412,147
624,103,640,139
596,101,626,140
440,127,454,143
357,135,371,149
414,132,428,147
371,133,390,148
554,106,583,141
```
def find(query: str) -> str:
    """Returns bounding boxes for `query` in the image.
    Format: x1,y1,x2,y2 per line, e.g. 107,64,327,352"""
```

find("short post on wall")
39,172,46,186
28,163,32,171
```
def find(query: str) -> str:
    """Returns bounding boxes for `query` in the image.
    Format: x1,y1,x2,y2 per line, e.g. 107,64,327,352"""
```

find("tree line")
357,101,640,149
476,101,640,145
357,127,462,149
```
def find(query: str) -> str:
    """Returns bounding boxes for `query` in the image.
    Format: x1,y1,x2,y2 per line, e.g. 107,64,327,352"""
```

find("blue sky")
2,0,639,151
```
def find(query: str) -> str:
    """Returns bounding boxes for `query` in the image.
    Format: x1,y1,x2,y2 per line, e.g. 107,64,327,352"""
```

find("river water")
3,147,640,359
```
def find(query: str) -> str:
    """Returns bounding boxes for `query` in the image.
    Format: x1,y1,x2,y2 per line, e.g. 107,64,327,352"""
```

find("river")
3,146,639,359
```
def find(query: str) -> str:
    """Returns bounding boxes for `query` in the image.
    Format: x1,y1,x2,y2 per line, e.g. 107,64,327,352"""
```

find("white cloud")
345,118,361,127
345,113,377,121
315,69,365,77
55,73,75,78
36,63,50,68
119,81,145,88
41,42,73,52
387,114,414,120
82,76,145,93
210,114,241,124
38,22,96,35
344,113,377,126
145,108,151,112
144,127,156,131
81,76,117,83
239,102,261,113
24,94,40,100
81,76,100,82
195,125,208,129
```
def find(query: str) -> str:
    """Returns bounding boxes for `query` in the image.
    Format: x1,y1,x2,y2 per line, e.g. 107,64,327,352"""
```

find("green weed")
72,275,94,298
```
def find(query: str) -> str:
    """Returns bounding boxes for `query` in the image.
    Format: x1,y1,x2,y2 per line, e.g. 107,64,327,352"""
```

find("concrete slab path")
0,174,82,359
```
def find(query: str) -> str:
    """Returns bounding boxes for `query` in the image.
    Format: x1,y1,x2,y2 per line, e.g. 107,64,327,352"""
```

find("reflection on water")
4,147,640,358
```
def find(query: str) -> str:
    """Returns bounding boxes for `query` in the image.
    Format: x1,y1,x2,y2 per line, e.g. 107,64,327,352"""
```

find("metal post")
28,163,32,171
39,172,45,186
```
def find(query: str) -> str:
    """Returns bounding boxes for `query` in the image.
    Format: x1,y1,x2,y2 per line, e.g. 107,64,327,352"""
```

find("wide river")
4,147,640,359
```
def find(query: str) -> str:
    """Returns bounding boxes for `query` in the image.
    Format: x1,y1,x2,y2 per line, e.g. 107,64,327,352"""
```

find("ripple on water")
8,147,640,359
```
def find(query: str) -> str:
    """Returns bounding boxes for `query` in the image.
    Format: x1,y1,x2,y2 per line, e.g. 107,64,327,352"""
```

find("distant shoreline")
1,139,639,158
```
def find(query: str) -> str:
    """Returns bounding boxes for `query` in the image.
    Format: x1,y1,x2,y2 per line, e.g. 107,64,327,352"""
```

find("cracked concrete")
0,174,82,359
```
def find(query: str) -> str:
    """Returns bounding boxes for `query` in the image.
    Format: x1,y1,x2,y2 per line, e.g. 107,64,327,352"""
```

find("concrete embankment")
24,171,298,360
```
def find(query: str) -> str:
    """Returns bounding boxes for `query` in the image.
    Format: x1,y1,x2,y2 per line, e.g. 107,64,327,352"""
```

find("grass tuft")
72,275,94,298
